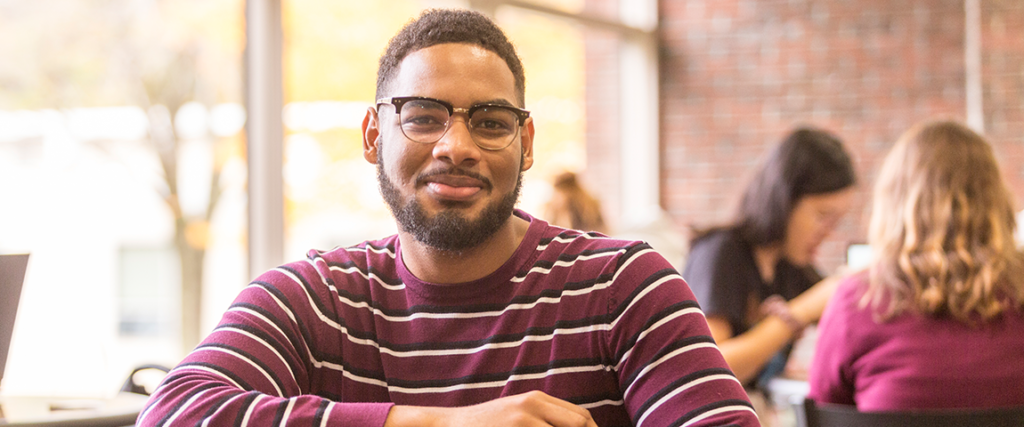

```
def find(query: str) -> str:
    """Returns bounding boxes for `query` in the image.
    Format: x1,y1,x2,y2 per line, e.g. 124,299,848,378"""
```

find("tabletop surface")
0,392,149,426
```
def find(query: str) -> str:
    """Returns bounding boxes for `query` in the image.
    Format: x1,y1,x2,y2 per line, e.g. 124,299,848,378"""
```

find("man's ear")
362,106,380,164
519,117,535,172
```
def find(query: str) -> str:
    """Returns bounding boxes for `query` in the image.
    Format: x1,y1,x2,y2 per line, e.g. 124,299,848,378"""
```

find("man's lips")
421,174,487,201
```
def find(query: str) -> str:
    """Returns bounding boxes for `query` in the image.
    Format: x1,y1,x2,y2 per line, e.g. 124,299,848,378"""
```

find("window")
0,0,246,396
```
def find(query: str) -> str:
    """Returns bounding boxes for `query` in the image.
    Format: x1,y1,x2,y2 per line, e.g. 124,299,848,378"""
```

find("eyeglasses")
376,96,530,151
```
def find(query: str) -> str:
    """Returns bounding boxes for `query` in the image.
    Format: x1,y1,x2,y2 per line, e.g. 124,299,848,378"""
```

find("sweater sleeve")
610,244,761,427
135,265,394,427
806,275,862,406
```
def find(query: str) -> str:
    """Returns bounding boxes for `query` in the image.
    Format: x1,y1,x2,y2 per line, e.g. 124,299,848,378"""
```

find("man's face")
363,43,534,252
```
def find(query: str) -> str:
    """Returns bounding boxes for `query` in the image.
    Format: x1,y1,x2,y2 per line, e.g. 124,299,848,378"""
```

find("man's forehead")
403,42,496,62
395,43,509,76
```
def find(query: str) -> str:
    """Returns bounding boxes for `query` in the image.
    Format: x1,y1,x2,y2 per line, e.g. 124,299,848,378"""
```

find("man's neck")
398,214,531,284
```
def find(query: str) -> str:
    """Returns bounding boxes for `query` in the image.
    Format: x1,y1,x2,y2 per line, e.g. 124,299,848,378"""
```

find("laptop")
0,253,29,387
0,255,150,423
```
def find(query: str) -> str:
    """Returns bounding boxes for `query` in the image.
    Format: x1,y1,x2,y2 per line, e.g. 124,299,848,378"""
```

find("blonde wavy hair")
865,120,1024,322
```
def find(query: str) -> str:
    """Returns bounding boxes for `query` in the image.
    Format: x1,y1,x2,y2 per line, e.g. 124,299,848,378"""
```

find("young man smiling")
138,9,759,427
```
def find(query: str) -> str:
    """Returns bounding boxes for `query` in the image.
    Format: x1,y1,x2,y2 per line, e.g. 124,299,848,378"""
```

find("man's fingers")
540,405,598,427
520,391,597,427
406,391,598,427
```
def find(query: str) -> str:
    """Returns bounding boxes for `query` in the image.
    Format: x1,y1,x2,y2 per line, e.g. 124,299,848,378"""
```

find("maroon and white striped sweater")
138,211,759,427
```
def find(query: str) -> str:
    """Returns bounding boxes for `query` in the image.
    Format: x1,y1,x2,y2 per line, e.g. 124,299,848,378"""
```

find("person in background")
545,171,690,272
543,171,607,234
682,128,857,386
808,120,1024,411
136,9,759,427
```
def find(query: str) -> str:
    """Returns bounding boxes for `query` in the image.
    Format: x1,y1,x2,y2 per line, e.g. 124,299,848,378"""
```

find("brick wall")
582,1,625,230
982,0,1024,206
582,26,623,229
584,0,1024,272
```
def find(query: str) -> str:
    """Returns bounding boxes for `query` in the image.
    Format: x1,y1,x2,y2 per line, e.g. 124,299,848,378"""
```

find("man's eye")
471,108,516,133
404,115,445,127
476,119,513,130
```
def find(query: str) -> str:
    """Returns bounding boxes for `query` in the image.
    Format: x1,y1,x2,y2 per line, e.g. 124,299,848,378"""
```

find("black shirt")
682,227,822,336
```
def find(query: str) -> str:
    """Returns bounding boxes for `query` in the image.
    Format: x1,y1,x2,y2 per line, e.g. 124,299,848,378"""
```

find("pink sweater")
809,272,1024,411
138,211,759,426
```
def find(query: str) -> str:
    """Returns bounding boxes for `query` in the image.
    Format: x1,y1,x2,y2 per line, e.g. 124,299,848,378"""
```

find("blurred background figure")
543,171,607,234
543,171,689,271
682,127,857,388
808,120,1024,411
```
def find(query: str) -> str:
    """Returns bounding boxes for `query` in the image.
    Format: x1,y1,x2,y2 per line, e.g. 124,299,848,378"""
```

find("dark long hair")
694,127,856,247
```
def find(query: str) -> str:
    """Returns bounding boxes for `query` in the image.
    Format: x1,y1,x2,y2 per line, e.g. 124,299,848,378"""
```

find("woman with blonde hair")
808,120,1024,410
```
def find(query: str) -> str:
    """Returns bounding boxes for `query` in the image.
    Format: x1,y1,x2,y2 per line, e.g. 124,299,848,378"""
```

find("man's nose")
432,116,481,165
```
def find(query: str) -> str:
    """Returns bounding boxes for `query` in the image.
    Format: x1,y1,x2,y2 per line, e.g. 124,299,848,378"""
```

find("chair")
119,364,170,396
793,396,1024,427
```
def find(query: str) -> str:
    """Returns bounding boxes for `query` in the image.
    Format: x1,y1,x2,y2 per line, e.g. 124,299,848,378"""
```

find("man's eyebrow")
476,98,516,107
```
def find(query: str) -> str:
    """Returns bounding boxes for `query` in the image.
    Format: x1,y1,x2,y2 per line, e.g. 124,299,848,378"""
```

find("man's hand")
384,391,598,427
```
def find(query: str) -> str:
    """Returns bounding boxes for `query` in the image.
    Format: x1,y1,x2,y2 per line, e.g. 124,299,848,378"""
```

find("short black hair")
734,127,856,246
375,9,526,106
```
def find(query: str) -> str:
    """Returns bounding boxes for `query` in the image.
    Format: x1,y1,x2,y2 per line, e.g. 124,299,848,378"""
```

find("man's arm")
136,267,395,427
611,245,761,426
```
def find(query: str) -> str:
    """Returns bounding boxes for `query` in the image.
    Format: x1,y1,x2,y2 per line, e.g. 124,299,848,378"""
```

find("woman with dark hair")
682,127,857,385
808,120,1024,410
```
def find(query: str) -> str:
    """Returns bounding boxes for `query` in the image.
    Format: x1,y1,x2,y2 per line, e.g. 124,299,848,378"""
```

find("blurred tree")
112,0,246,353
137,47,238,353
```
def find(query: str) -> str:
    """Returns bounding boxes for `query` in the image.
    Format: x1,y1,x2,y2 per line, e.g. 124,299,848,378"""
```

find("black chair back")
119,364,171,396
793,397,1024,427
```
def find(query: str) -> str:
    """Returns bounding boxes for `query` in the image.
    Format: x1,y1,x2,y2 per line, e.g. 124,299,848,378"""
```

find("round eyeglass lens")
399,99,450,143
469,107,518,149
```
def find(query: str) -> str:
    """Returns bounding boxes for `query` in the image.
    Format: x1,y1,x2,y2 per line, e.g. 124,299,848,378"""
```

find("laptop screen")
846,243,873,270
0,253,30,385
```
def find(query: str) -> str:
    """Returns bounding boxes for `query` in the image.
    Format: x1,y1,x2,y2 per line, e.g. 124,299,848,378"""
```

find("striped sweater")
138,211,759,427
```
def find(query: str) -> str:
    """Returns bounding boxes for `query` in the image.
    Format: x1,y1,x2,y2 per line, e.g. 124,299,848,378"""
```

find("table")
0,392,149,427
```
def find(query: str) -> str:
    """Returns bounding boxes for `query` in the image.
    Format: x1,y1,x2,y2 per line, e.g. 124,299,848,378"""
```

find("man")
138,9,759,427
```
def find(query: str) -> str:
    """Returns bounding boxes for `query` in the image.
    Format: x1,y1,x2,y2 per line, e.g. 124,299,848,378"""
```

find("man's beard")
376,150,522,253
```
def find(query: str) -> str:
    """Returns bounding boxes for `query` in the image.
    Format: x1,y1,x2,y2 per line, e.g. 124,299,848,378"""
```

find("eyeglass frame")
375,96,531,151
